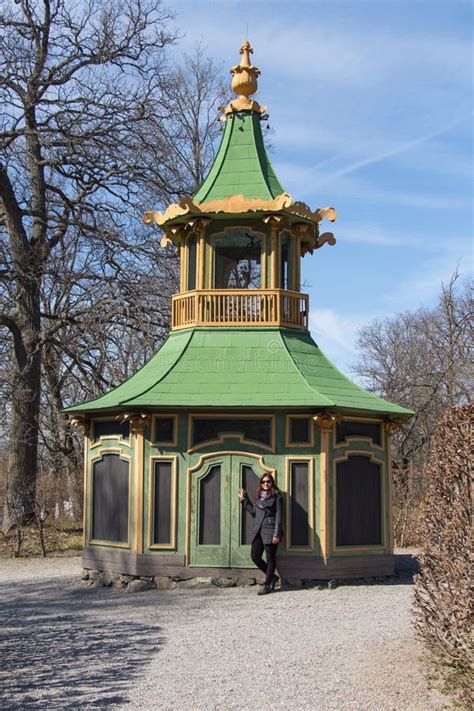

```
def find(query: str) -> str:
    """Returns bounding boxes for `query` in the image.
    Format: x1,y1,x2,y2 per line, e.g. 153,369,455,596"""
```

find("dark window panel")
154,416,175,444
336,420,381,446
192,418,272,447
187,234,197,291
199,465,221,545
336,455,382,546
92,454,129,542
289,417,311,444
240,465,260,545
93,420,130,442
280,234,289,290
214,232,262,289
153,461,173,545
290,462,310,547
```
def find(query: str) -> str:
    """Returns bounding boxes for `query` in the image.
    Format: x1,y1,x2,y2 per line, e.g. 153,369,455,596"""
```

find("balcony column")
189,218,209,291
264,214,283,289
294,223,310,292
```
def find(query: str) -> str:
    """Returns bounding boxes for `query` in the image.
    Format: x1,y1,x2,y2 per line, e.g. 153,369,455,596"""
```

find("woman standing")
239,472,283,595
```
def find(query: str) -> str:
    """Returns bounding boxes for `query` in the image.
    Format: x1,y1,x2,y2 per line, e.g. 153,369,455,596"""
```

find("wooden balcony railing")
172,289,309,330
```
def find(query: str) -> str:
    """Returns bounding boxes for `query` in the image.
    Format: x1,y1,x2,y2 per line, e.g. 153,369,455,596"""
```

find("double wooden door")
189,454,266,567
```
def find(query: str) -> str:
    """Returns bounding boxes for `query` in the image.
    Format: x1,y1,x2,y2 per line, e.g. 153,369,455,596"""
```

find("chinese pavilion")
66,41,413,584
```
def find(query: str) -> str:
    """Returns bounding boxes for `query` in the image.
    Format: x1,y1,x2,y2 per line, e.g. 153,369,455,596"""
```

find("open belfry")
66,41,412,583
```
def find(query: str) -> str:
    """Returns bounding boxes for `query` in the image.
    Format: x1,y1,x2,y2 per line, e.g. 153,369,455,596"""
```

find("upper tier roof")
64,327,413,419
193,111,285,203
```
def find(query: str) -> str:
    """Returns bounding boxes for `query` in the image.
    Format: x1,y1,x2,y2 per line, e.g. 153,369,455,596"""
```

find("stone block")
236,577,256,587
282,578,303,588
211,577,237,588
119,574,135,583
154,576,177,590
89,571,116,587
178,577,213,589
127,579,156,593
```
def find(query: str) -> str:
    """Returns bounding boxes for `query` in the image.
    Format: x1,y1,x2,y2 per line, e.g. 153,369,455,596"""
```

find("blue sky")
171,0,472,373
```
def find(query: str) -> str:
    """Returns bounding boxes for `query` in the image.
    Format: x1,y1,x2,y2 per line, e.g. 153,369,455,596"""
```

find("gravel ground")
0,556,449,710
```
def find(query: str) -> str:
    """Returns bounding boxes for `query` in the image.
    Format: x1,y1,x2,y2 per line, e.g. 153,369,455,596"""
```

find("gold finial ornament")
224,40,266,115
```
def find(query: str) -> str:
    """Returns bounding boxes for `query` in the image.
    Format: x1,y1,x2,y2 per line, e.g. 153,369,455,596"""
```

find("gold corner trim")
319,428,330,559
134,429,145,554
82,436,89,546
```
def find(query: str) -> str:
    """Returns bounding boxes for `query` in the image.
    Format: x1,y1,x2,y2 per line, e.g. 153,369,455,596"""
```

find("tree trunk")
4,325,41,531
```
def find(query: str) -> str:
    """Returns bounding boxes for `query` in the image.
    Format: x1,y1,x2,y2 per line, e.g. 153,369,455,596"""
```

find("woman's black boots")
258,574,280,594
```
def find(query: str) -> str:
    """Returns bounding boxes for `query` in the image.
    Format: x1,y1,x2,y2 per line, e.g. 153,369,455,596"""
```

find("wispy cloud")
311,113,473,186
309,307,373,373
386,252,473,310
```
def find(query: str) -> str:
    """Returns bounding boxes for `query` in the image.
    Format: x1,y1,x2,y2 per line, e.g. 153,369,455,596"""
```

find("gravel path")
1,556,449,710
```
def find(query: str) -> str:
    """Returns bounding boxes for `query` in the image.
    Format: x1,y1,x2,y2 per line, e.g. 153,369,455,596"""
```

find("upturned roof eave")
64,327,414,420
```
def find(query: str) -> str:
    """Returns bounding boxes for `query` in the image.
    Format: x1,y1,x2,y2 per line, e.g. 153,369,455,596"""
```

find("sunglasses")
261,480,272,485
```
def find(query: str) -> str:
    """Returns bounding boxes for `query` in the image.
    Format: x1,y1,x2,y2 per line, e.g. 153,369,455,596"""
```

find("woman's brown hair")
255,472,279,500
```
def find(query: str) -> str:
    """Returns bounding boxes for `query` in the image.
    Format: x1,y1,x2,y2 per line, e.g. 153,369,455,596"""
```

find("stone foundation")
81,568,257,591
81,568,404,592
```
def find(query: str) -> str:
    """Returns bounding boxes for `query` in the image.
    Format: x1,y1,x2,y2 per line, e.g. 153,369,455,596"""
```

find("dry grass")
0,519,83,558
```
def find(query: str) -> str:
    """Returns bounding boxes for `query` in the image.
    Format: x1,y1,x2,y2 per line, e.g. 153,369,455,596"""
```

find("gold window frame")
284,456,315,553
88,447,132,549
151,414,179,448
147,455,178,551
334,416,384,452
187,413,276,453
331,450,387,555
285,414,314,448
90,416,132,450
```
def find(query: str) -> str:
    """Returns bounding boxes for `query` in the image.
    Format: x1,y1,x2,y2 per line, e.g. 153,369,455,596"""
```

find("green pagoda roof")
193,111,285,204
64,327,413,419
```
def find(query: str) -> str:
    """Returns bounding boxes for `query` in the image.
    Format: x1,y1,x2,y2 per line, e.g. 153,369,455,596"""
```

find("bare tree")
0,0,178,529
35,46,226,521
353,272,472,544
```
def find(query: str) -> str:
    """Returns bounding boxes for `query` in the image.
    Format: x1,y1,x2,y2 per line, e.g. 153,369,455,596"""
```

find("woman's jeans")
251,534,278,585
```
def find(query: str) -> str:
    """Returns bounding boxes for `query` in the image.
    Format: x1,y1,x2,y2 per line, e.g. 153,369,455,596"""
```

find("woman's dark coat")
241,493,284,545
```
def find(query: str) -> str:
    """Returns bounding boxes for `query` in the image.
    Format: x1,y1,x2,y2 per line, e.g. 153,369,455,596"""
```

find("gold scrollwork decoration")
384,420,405,434
119,412,152,434
315,232,336,250
68,416,91,436
314,414,338,430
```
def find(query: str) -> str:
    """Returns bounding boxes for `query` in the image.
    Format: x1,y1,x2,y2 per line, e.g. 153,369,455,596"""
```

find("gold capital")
68,416,91,436
314,414,337,431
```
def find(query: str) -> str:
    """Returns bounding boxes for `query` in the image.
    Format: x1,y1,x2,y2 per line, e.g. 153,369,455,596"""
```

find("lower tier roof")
64,327,413,418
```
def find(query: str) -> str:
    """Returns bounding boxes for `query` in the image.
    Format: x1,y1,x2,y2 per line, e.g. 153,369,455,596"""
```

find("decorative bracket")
68,416,91,437
313,414,338,430
384,420,405,434
119,412,152,434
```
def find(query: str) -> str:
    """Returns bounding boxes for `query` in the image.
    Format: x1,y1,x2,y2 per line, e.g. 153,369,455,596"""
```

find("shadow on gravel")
0,579,165,709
